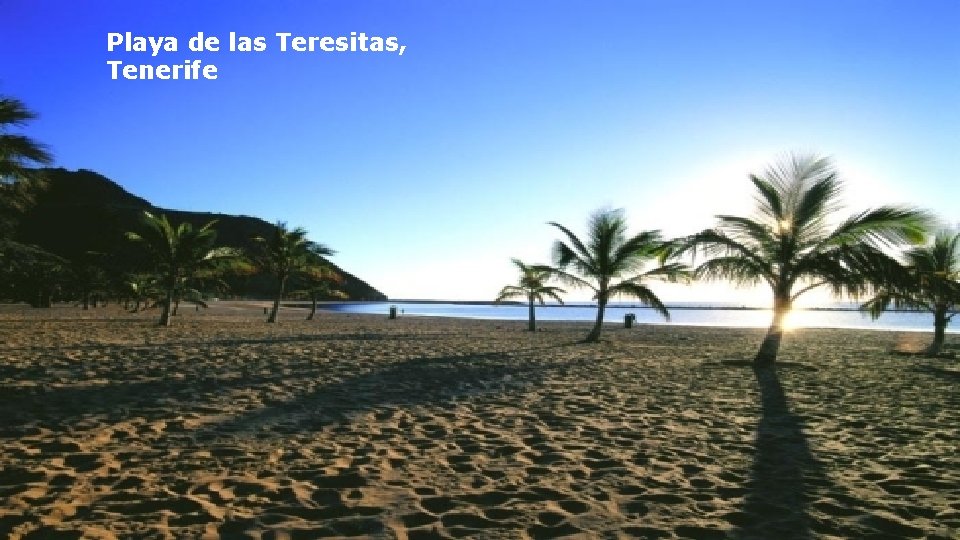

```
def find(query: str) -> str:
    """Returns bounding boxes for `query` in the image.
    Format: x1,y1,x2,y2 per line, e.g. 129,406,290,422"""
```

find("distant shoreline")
299,299,929,314
297,300,954,334
0,302,952,334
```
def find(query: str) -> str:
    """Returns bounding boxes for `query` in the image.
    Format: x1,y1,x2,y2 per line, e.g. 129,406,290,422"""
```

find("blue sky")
2,1,958,301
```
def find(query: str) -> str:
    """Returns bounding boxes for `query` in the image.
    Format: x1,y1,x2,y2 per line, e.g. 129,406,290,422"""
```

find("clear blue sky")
2,1,958,301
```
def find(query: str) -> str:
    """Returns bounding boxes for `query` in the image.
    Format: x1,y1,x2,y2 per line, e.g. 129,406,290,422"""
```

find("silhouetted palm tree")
683,154,930,366
71,256,108,310
863,229,959,356
0,97,51,174
127,212,235,326
0,239,68,307
495,258,566,331
251,222,334,323
0,96,53,237
549,208,687,342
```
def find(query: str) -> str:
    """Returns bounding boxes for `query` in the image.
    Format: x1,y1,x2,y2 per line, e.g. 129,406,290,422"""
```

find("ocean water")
322,301,955,333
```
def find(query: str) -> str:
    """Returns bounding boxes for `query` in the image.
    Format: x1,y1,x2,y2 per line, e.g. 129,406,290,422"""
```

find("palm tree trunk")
585,294,607,343
267,277,285,323
307,292,318,321
928,305,948,356
755,296,790,367
527,294,536,332
39,289,52,308
159,288,173,326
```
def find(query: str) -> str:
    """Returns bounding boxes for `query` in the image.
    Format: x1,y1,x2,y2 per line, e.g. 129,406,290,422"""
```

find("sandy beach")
0,302,957,539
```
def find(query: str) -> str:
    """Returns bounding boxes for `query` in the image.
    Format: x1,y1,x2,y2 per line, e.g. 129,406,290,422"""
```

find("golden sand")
0,303,957,539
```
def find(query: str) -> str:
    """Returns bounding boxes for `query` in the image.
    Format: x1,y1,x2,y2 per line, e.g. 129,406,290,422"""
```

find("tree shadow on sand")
0,340,581,439
0,370,296,435
915,364,960,382
0,331,457,354
190,345,585,443
733,365,830,540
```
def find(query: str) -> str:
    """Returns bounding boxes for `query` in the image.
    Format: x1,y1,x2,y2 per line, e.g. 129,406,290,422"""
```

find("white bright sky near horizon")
2,1,958,304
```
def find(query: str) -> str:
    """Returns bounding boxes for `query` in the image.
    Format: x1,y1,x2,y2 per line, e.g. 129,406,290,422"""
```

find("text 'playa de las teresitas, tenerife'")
106,31,407,80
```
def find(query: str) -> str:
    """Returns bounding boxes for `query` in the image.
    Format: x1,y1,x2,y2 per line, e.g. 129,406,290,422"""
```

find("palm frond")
0,98,40,126
715,215,775,245
685,229,774,284
611,229,662,274
0,97,53,179
495,285,525,302
637,262,691,283
693,256,770,287
792,173,841,235
749,174,785,222
547,267,595,291
0,135,53,171
822,207,931,249
549,230,594,277
536,287,566,304
607,281,670,320
861,290,929,318
587,208,623,273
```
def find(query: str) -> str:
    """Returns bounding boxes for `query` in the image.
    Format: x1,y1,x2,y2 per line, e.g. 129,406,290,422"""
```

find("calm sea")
321,301,955,333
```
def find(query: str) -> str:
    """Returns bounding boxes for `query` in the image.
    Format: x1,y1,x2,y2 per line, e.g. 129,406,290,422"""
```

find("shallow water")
324,301,955,333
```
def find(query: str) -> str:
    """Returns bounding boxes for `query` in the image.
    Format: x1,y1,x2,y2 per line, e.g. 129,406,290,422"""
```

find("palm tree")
0,97,52,177
71,258,108,310
1,97,53,237
683,154,930,366
126,212,235,326
124,272,158,313
549,208,687,343
295,264,348,320
0,239,68,307
495,258,566,331
862,230,959,356
251,222,334,323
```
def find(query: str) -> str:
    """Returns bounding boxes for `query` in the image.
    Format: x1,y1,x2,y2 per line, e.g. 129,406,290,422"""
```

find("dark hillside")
16,168,387,301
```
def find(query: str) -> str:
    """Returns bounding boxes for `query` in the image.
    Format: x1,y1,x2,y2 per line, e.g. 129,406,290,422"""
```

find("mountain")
15,168,387,301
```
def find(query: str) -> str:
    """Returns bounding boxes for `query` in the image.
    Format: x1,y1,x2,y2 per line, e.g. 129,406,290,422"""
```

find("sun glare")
780,309,798,331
